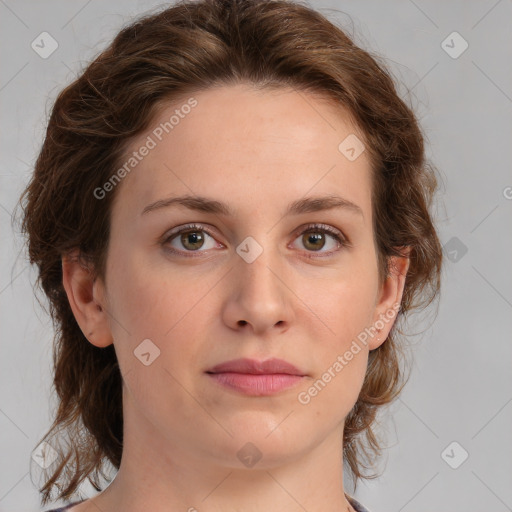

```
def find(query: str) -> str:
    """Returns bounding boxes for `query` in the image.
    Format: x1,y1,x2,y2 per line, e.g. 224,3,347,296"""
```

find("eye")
163,223,221,256
162,222,348,258
290,223,347,257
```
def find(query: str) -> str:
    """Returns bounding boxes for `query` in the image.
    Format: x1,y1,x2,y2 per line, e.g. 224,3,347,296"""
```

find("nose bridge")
228,234,291,332
235,236,283,300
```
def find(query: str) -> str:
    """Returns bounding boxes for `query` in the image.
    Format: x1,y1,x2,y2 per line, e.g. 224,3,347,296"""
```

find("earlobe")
61,250,113,348
369,249,411,350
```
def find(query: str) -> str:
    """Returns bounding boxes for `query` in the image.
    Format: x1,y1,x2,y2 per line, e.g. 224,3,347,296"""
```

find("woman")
21,0,442,511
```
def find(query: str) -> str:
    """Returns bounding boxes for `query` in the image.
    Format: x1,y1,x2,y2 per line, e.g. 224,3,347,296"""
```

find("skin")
62,83,409,512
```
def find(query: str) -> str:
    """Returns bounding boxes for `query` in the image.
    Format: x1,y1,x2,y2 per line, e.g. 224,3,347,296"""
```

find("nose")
221,247,294,336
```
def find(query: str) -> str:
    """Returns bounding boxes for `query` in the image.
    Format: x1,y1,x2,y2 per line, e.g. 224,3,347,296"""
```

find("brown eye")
164,224,220,255
302,232,326,251
291,224,347,257
180,230,206,251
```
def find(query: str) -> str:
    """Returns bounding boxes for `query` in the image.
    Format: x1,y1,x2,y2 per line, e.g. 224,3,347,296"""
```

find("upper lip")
207,358,305,376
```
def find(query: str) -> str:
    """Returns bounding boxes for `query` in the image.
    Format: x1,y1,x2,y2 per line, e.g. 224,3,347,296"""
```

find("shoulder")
45,497,372,512
347,494,373,512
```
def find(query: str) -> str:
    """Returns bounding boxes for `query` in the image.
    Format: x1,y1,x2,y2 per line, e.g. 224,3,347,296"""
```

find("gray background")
1,1,511,511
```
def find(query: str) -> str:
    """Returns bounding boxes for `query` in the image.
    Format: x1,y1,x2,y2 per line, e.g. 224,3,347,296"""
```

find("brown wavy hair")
18,0,442,506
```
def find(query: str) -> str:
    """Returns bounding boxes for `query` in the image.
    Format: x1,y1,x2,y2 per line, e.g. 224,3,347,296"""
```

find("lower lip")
207,372,304,396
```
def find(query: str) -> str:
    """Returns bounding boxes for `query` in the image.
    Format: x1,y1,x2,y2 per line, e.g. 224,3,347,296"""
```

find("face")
72,83,407,471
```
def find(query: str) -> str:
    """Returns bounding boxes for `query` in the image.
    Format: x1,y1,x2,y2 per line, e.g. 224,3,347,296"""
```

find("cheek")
103,245,215,372
295,259,378,403
105,242,190,331
306,266,379,344
295,278,375,417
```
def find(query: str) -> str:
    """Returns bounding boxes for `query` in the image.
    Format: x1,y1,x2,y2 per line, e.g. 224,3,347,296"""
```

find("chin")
202,420,312,468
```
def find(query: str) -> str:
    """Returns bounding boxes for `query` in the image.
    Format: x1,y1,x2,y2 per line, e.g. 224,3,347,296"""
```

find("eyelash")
162,223,349,259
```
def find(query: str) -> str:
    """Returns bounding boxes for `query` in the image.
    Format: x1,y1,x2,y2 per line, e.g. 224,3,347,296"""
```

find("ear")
61,250,113,348
368,248,411,350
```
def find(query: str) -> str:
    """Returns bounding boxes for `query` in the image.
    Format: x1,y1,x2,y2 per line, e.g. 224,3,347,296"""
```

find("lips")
206,357,305,376
206,358,306,396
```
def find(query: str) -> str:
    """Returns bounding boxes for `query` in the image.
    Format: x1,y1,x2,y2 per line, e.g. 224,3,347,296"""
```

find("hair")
19,0,442,506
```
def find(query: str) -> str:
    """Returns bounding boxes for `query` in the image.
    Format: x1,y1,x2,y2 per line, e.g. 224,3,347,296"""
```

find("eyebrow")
141,194,363,218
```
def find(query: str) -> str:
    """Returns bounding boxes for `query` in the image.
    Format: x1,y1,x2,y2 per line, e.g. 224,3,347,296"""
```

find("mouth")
205,358,306,396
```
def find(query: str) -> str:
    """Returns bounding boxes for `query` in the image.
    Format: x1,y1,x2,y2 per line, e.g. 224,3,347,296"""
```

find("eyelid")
292,222,347,243
161,223,222,254
162,222,350,257
290,222,350,257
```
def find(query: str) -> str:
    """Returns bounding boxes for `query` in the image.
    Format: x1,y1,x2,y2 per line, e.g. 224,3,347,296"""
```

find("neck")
90,401,354,512
100,446,352,511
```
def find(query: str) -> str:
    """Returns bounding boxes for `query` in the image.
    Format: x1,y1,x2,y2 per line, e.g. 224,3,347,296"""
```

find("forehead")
111,83,373,222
